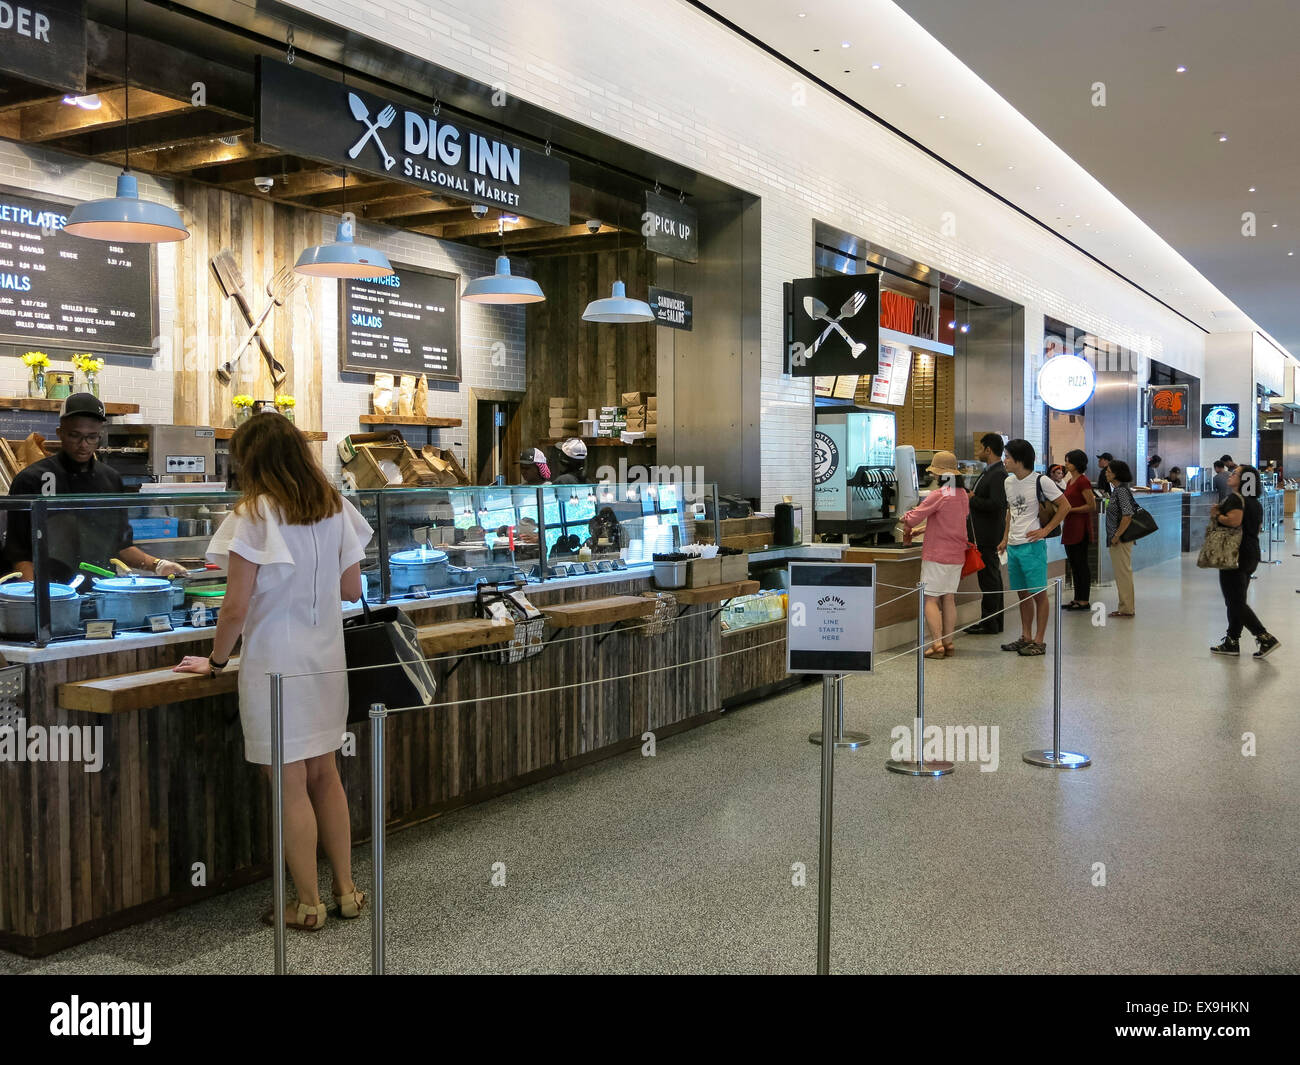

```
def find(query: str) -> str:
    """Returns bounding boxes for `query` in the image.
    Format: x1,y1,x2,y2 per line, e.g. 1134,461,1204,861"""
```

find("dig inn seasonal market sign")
255,58,570,225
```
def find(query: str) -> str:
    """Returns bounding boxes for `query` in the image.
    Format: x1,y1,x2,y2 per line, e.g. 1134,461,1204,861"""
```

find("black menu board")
338,262,460,381
0,186,158,354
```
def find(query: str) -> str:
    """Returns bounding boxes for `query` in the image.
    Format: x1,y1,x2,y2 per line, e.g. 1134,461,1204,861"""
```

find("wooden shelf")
213,427,328,441
546,437,656,447
360,415,462,428
654,579,759,605
59,657,240,714
1,397,140,415
544,595,656,629
416,618,514,655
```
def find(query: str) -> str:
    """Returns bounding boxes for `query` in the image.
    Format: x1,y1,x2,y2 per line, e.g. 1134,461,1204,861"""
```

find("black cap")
1096,452,1114,461
59,392,107,422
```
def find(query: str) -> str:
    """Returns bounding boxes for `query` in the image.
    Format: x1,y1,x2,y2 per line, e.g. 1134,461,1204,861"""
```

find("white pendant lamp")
462,217,545,304
65,3,188,244
582,280,654,323
581,208,653,324
294,217,394,279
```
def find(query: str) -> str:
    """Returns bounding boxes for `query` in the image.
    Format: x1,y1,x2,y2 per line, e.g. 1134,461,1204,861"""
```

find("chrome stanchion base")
809,730,871,749
1022,748,1092,769
885,759,954,777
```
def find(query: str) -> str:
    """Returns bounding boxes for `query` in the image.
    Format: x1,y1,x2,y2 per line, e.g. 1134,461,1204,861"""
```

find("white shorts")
920,559,961,596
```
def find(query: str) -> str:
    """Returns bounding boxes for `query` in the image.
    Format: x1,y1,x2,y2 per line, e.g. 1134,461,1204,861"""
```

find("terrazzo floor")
5,529,1299,975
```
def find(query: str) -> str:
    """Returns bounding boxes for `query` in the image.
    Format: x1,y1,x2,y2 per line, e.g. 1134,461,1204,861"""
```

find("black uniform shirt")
7,451,133,581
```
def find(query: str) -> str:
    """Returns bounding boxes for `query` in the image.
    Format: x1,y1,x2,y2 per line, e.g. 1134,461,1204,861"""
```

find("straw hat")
926,450,961,476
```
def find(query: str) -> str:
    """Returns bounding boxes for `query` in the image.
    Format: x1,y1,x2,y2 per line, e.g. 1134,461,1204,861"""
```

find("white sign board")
786,562,876,674
1037,353,1096,411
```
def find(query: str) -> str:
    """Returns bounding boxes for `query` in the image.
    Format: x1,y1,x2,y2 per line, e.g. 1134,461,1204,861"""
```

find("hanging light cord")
123,0,131,173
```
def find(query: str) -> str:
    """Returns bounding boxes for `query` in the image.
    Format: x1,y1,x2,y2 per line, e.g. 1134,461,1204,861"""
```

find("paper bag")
414,374,428,417
372,373,395,415
16,432,48,469
398,375,416,417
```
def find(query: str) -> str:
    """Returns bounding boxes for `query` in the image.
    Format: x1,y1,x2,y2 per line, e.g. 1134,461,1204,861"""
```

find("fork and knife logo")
348,92,397,170
804,291,869,358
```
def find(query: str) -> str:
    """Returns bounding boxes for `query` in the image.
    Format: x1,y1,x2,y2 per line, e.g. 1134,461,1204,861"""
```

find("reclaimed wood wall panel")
172,182,325,446
521,249,656,449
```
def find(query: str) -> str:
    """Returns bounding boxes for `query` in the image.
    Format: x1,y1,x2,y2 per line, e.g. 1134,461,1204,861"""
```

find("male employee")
6,393,187,582
966,432,1008,634
1095,452,1114,495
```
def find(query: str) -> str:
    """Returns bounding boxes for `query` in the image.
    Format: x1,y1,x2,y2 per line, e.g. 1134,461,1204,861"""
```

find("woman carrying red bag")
902,451,971,658
1059,449,1097,610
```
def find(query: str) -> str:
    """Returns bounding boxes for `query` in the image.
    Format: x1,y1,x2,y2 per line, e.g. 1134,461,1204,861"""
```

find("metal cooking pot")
0,579,83,637
388,548,453,594
90,576,175,629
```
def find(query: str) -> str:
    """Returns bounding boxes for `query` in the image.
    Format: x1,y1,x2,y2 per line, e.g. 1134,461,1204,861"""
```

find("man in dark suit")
966,432,1008,634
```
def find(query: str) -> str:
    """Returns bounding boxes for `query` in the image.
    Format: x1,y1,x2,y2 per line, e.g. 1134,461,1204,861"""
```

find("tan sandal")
261,900,326,932
333,887,367,919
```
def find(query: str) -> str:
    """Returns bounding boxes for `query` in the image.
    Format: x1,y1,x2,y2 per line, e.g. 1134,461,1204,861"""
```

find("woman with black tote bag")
1210,465,1281,659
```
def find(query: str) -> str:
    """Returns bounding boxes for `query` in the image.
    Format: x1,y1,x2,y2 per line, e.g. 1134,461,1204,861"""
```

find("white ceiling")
704,0,1299,355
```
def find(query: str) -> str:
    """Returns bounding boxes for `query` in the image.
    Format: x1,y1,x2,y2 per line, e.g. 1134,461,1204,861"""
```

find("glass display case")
0,482,716,645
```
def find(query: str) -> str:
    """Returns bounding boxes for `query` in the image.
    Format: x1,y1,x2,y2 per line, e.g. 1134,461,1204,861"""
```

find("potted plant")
71,353,104,397
232,393,255,425
274,393,296,423
20,351,49,398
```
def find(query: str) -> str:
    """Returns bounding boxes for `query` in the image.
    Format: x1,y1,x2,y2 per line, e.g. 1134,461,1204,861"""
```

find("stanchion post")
886,582,953,776
270,672,286,975
1023,577,1091,769
816,675,834,974
809,672,869,748
370,702,388,976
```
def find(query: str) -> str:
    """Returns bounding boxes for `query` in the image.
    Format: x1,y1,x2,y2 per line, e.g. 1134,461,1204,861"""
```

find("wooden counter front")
0,573,726,956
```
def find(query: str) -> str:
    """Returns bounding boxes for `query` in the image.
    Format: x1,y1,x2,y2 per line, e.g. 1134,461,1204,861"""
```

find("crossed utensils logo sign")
348,92,397,170
786,273,881,378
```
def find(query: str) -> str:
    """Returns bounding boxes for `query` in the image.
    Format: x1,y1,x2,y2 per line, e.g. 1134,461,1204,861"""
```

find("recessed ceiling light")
894,82,905,88
62,94,101,110
798,12,807,16
1216,132,1229,142
1175,65,1187,73
871,62,881,69
1074,214,1081,218
1007,164,1015,170
841,40,851,48
1058,202,1065,207
1034,185,1042,190
938,114,946,119
1290,251,1296,256
1272,223,1279,228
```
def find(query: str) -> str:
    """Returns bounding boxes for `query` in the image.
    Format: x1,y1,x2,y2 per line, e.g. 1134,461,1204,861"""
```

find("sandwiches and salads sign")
255,58,570,225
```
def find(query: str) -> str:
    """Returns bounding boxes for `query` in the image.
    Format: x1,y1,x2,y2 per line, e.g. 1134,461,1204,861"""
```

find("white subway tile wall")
276,0,1204,511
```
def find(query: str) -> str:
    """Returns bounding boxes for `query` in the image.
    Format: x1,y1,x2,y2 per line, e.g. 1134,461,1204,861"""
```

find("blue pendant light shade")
461,255,545,304
582,280,654,324
64,172,189,243
294,219,393,279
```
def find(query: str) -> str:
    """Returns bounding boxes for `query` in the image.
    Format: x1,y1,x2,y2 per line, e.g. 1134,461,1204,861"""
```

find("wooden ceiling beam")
16,87,191,142
61,110,245,158
438,217,565,241
287,182,426,211
358,195,460,221
98,131,268,172
462,223,620,248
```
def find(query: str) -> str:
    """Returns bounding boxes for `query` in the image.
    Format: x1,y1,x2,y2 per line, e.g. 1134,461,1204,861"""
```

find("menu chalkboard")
338,261,460,381
0,186,158,355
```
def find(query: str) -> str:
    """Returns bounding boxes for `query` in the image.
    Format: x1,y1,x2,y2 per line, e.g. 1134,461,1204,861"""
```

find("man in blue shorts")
997,439,1069,657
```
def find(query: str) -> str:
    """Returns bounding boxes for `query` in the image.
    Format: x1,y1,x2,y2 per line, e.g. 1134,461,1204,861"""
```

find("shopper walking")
1060,450,1096,610
998,439,1068,657
174,414,376,931
1210,464,1281,659
1104,460,1139,618
966,432,1008,634
903,452,970,658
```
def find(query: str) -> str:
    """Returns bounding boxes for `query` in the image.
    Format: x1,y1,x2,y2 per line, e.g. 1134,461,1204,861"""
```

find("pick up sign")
643,191,698,262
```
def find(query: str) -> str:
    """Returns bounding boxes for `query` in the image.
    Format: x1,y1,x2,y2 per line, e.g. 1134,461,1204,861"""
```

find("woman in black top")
1210,465,1280,658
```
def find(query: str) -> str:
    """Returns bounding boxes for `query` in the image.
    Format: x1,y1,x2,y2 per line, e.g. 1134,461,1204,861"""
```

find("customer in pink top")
902,451,971,658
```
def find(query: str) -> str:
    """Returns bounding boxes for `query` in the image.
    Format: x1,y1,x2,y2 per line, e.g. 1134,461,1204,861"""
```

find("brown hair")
230,413,341,524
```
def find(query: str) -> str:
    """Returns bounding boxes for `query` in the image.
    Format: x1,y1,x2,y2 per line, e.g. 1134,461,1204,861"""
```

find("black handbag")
1118,488,1159,543
341,597,437,723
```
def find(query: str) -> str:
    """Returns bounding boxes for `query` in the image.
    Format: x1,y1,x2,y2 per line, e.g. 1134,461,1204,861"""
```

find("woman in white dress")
175,413,374,931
